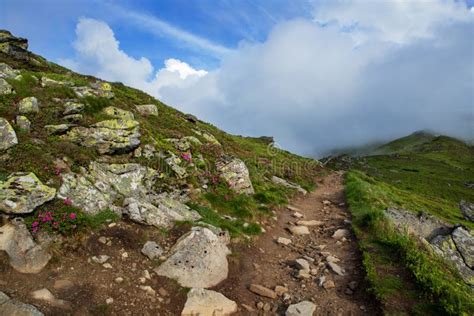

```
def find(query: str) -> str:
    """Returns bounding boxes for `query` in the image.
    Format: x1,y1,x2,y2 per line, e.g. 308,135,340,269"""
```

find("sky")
1,0,473,157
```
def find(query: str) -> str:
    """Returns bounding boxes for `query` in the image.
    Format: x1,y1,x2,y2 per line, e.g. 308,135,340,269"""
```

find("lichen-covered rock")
0,118,18,150
61,118,140,154
18,97,39,114
73,81,114,99
0,172,56,214
141,241,163,260
103,106,134,120
0,218,51,273
460,200,474,222
194,130,221,146
135,104,158,116
123,197,201,228
44,124,73,135
272,176,307,195
0,62,20,79
0,291,44,315
63,101,84,115
63,114,83,123
155,227,231,288
165,154,188,178
216,157,254,195
40,77,72,88
58,162,157,214
181,288,237,316
385,208,451,240
15,115,31,132
0,78,14,94
451,226,474,269
286,301,316,316
431,233,474,286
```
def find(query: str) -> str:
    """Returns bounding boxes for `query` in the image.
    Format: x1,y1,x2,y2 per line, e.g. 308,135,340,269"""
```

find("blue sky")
1,0,473,156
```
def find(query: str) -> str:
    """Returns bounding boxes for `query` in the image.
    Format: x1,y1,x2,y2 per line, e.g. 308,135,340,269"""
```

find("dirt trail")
216,171,380,315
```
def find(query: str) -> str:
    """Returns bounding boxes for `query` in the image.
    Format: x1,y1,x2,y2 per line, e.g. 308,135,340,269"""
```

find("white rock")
91,255,109,264
332,229,350,240
277,237,292,245
286,301,316,316
181,288,237,316
289,226,310,235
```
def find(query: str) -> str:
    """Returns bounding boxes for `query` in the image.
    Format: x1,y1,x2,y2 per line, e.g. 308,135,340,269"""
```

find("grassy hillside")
332,133,474,315
0,46,319,238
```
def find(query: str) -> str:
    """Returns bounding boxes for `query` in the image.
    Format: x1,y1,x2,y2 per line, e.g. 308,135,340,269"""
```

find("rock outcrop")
58,162,157,215
61,118,140,154
123,197,201,229
0,62,20,79
181,288,237,316
460,200,474,222
0,172,56,214
135,104,158,117
73,81,114,99
0,291,44,316
155,227,231,288
18,97,39,114
0,117,18,151
272,176,307,195
0,78,14,94
0,30,30,60
0,218,51,273
216,156,254,195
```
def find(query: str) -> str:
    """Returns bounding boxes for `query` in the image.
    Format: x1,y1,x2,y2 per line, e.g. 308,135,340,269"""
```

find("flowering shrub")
27,201,84,236
181,152,192,162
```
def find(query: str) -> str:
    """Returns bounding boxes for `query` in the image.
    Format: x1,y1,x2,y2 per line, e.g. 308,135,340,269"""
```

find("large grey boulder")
216,156,254,195
385,208,451,240
181,288,237,316
0,172,56,214
58,162,157,215
0,118,18,151
286,301,316,316
272,176,307,195
103,106,134,120
460,200,474,222
0,219,51,273
61,118,140,154
155,227,231,288
63,101,84,115
135,104,158,117
123,197,201,229
73,81,114,99
431,233,474,286
0,62,20,78
0,78,14,95
0,291,44,316
18,97,39,114
451,226,474,269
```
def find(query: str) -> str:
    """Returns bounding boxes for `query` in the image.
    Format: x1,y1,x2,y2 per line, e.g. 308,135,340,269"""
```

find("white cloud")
312,0,472,45
61,18,208,100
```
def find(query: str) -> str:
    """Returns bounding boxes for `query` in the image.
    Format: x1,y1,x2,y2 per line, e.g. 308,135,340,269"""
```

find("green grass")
346,171,474,315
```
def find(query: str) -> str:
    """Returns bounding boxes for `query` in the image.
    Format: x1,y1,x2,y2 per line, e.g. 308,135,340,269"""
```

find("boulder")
460,200,474,222
431,234,474,286
40,77,72,88
0,118,18,150
0,291,44,316
155,227,231,288
63,102,84,115
332,229,350,240
0,78,14,94
58,162,157,215
73,81,114,99
165,154,188,178
18,97,39,114
141,241,163,260
289,226,310,235
272,176,308,195
181,288,237,316
0,218,51,273
61,118,140,154
15,115,31,132
123,197,201,228
185,114,198,123
103,106,134,120
286,301,316,316
135,104,158,117
216,157,254,195
451,226,474,268
0,172,56,214
193,129,220,146
44,124,73,136
63,114,83,123
0,62,20,78
385,208,451,240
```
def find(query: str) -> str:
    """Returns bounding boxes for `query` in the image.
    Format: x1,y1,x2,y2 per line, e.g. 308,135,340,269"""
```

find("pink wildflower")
181,153,192,162
69,213,77,220
32,221,39,227
64,198,73,206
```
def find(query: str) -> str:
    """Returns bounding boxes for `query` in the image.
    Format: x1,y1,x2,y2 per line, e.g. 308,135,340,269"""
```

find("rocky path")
216,171,380,315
